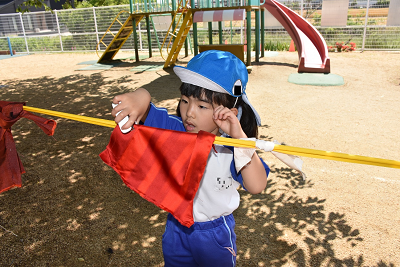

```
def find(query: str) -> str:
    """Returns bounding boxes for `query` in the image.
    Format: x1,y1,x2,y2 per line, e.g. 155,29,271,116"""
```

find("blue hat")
173,50,261,125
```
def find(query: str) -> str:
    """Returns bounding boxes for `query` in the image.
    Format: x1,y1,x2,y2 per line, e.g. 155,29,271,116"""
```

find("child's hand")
112,88,151,130
213,105,247,139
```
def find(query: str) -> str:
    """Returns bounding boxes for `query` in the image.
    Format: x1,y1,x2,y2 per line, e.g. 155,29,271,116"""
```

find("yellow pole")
23,106,400,170
23,106,116,128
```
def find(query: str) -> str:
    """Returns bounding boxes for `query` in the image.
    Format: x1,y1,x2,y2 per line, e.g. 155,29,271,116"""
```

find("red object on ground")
100,124,215,228
0,101,57,193
262,0,330,73
289,40,295,52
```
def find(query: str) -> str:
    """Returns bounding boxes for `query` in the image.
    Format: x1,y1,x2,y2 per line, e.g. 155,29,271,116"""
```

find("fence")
0,0,399,55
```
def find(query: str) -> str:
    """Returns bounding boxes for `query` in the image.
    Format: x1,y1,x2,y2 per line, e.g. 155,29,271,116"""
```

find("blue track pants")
162,213,237,267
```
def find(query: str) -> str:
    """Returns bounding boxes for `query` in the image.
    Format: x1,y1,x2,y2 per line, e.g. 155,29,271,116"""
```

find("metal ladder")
96,11,144,63
161,0,193,68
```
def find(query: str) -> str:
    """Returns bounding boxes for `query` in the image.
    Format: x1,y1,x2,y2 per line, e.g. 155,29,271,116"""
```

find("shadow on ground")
0,71,394,266
252,61,298,69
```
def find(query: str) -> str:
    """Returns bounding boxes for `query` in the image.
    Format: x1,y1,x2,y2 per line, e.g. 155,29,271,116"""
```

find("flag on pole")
0,101,56,193
100,124,215,228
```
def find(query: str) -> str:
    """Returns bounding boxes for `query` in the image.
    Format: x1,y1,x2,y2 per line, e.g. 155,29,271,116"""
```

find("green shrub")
263,40,290,51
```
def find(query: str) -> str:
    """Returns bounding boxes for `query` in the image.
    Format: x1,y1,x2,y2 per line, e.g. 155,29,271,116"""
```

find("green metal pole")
255,9,260,62
184,13,188,57
191,0,198,55
230,21,233,44
208,0,212,45
208,22,213,44
217,0,222,44
146,15,152,58
193,23,198,55
261,9,264,57
218,22,223,44
129,0,133,13
171,0,176,12
150,15,162,51
132,17,140,62
171,0,176,46
246,10,251,66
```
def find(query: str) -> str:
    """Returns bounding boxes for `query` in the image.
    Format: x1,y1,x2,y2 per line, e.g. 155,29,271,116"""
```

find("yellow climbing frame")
161,0,193,68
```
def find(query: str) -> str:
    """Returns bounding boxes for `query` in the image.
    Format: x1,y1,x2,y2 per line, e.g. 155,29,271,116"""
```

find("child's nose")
186,104,195,118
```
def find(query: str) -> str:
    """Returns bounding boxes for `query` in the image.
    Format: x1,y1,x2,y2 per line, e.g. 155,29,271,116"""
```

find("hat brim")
173,66,228,95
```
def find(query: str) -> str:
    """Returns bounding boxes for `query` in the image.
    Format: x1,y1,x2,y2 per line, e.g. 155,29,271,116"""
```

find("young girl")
112,50,269,267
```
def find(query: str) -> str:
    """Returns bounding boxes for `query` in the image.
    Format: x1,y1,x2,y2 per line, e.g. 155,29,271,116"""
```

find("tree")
16,0,57,12
17,0,131,12
350,0,357,8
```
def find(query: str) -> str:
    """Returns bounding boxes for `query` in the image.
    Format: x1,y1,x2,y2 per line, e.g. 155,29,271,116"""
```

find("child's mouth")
185,121,195,132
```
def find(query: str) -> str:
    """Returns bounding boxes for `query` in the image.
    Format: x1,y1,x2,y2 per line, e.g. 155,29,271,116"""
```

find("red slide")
261,0,330,73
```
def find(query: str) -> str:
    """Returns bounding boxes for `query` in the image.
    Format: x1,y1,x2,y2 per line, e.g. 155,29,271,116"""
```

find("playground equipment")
195,9,246,64
261,0,330,73
160,0,193,68
95,0,259,67
7,37,14,56
96,0,331,73
96,11,144,62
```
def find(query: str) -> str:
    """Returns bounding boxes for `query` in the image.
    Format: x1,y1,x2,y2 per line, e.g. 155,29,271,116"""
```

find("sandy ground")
0,50,399,266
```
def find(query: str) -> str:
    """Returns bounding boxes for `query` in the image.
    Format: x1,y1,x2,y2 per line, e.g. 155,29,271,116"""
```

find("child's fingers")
213,106,231,120
111,104,122,117
121,117,136,130
112,101,134,123
112,94,126,105
114,108,126,122
115,108,139,124
114,109,138,130
216,108,235,121
213,106,221,120
111,95,128,117
112,95,121,104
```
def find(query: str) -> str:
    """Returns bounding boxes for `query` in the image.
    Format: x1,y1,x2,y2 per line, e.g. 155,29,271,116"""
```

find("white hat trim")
174,67,228,95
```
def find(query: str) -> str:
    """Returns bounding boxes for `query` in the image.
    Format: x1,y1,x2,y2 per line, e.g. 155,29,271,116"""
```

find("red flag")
0,101,56,193
100,124,215,228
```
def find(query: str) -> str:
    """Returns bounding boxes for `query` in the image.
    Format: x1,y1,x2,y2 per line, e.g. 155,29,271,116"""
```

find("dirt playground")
0,50,399,266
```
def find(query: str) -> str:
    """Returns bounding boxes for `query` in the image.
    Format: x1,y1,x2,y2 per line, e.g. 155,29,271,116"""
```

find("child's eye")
181,99,188,104
199,105,208,109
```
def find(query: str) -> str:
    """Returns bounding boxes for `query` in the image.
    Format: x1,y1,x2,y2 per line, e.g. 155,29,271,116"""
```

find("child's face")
179,95,220,136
